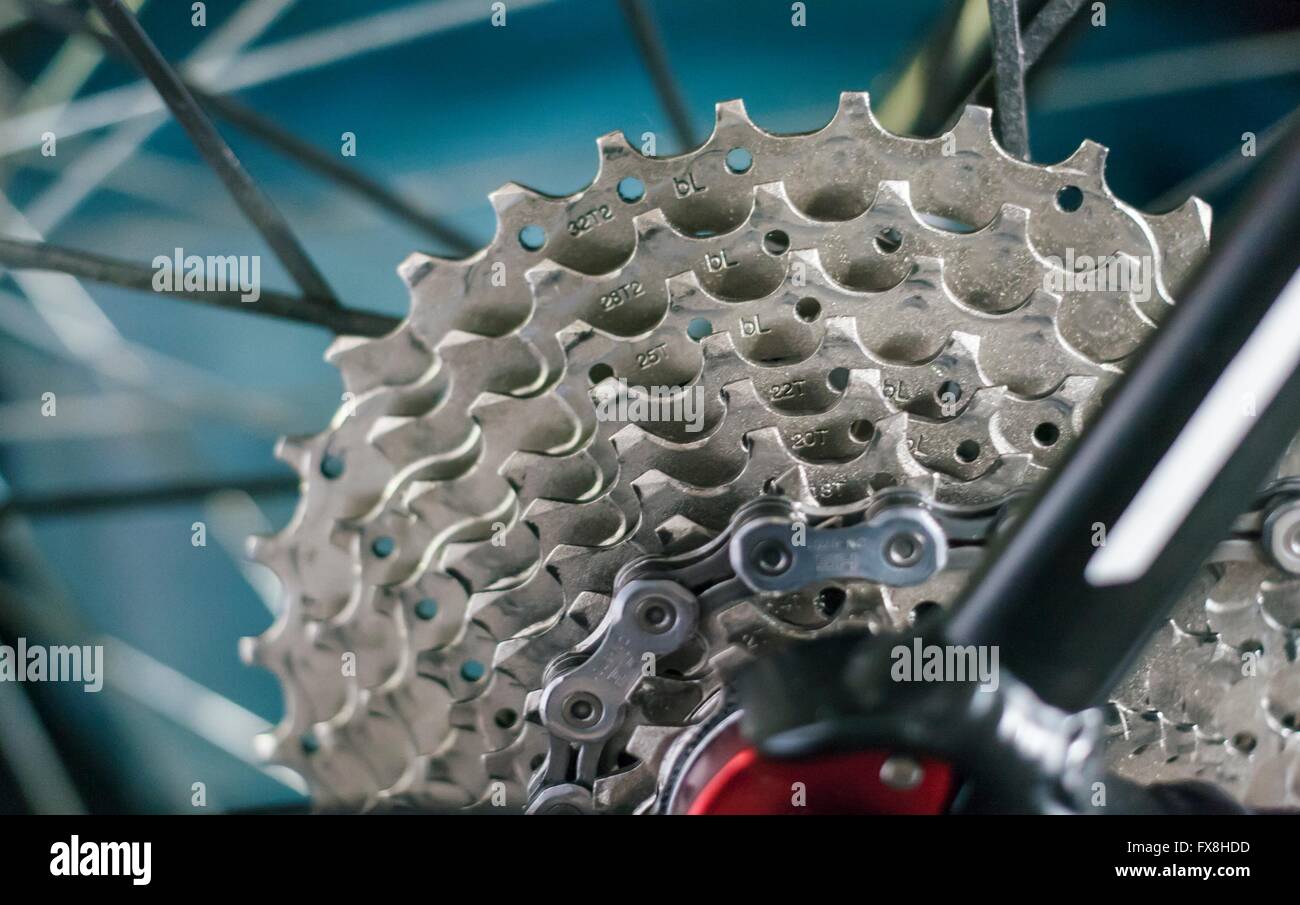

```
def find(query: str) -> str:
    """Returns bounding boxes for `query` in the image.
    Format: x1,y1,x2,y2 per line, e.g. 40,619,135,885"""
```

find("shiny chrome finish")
242,94,1300,814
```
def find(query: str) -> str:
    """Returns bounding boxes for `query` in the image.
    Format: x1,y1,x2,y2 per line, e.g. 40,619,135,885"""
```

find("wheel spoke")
86,0,339,306
618,0,699,151
987,0,1030,159
0,236,399,335
0,474,299,519
21,0,478,254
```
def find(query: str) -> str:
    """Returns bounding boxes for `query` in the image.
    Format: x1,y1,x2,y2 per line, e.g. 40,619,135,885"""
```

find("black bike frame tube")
943,115,1300,712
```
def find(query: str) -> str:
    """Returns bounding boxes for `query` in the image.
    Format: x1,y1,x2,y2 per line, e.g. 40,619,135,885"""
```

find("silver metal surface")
731,502,947,592
1263,499,1300,575
240,93,1298,814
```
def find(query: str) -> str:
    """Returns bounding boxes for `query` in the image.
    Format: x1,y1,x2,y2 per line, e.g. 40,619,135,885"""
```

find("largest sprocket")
244,94,1300,813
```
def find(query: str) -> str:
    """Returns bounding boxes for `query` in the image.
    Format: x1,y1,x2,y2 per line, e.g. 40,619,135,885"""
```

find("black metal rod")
944,116,1300,711
0,474,299,520
1020,0,1085,64
86,0,338,306
0,237,398,336
198,95,478,255
880,0,1074,138
618,0,698,151
959,0,1086,114
987,0,1030,158
19,0,478,256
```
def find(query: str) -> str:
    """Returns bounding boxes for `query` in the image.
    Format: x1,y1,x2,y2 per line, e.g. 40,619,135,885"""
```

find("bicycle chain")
242,93,1298,813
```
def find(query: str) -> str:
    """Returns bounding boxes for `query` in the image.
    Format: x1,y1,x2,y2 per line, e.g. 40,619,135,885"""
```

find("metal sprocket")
242,94,1300,814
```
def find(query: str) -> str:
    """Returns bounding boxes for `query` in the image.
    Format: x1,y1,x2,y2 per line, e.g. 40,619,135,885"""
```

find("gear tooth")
968,385,1008,408
753,180,790,205
1142,196,1213,297
835,90,871,120
436,328,484,353
698,328,737,357
907,254,948,287
714,98,752,130
948,330,983,359
324,334,366,367
1056,374,1100,409
523,256,565,289
852,88,892,139
786,246,828,281
631,206,671,241
877,410,918,456
253,731,280,763
990,202,1031,236
597,129,636,159
326,328,432,395
1057,140,1110,186
665,268,704,296
1153,194,1213,237
488,181,536,214
397,252,444,289
723,376,762,408
245,532,276,565
274,436,311,472
238,634,264,667
752,180,804,225
950,104,995,148
870,179,916,213
609,420,652,457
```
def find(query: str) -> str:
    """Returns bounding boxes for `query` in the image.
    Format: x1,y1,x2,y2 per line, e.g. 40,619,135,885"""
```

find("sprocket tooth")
596,129,638,161
382,673,455,758
525,495,630,552
934,453,1040,504
1054,139,1110,190
473,392,585,456
238,633,265,668
948,104,997,151
1143,195,1213,296
630,205,673,242
487,181,540,217
445,524,537,592
244,532,280,568
327,327,433,396
504,448,606,503
713,98,754,133
831,90,872,126
273,436,311,472
750,179,801,219
870,178,915,212
397,251,443,289
370,411,480,477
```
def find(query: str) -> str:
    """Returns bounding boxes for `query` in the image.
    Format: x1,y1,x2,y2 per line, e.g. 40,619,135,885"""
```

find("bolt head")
752,538,792,576
563,692,603,728
884,531,925,568
635,596,677,634
879,754,924,790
